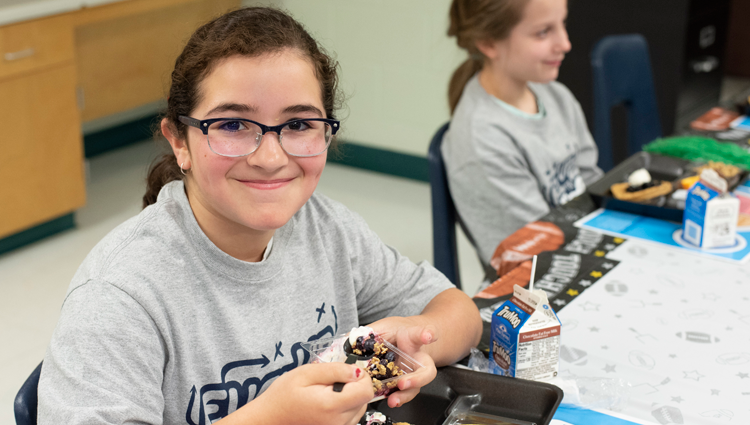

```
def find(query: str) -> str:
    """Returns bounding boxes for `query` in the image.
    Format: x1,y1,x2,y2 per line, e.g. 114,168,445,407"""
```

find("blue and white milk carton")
490,284,561,380
682,169,740,249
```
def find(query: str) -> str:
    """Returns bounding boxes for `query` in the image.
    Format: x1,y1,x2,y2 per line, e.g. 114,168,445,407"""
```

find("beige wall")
243,0,465,157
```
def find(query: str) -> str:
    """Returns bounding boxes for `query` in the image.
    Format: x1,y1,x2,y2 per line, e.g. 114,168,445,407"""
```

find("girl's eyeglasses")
179,116,339,158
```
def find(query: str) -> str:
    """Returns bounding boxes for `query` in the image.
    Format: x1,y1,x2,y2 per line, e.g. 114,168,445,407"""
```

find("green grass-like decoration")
643,136,750,170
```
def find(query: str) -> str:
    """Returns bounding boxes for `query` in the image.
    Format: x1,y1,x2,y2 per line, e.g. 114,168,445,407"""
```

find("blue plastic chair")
14,361,42,425
591,34,662,172
427,122,461,290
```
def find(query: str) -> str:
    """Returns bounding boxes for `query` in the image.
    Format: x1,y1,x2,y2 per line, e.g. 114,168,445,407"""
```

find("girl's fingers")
411,325,435,345
420,325,438,345
383,357,437,408
370,319,438,348
298,362,363,386
390,325,436,354
337,372,375,408
345,404,369,425
387,387,420,408
398,362,436,392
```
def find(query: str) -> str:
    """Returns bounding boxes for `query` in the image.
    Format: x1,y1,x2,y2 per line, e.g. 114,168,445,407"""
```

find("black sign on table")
472,195,624,352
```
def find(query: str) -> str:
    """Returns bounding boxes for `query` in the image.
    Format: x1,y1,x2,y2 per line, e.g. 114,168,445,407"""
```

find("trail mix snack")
347,330,406,396
310,327,416,399
610,168,673,202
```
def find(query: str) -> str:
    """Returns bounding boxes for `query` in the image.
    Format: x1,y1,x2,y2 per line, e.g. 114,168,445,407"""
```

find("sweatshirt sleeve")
447,127,550,267
38,280,166,425
332,205,455,325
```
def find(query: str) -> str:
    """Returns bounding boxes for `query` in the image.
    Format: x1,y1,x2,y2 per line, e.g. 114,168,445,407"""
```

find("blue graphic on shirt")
316,302,326,322
185,304,339,425
545,153,585,207
274,342,283,360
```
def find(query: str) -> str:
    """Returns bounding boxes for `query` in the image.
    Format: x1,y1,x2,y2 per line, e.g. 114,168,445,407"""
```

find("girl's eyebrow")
282,104,324,117
205,103,257,116
203,103,323,118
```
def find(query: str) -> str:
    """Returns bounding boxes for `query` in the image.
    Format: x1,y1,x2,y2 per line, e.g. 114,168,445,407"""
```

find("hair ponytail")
446,0,529,114
449,57,483,114
143,153,183,208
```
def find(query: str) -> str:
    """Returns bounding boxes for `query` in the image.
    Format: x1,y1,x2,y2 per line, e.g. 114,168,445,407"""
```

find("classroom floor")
0,138,484,424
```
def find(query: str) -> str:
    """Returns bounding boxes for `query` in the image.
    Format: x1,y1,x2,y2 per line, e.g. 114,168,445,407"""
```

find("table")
471,193,750,425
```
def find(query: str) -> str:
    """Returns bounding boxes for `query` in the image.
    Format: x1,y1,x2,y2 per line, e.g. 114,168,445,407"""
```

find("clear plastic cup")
302,332,425,401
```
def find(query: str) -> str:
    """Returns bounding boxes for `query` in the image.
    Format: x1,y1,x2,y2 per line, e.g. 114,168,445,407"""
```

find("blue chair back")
591,34,662,172
427,122,461,289
15,361,42,425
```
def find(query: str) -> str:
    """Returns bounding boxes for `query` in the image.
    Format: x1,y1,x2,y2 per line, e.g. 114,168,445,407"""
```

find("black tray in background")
587,152,694,222
369,366,563,425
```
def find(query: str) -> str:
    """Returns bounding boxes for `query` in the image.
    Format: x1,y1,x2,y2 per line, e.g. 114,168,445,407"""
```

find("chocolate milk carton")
682,169,740,249
489,284,561,380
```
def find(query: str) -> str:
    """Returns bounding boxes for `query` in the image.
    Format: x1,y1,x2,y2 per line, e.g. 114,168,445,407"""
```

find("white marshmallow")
366,412,387,424
348,326,375,347
628,168,652,187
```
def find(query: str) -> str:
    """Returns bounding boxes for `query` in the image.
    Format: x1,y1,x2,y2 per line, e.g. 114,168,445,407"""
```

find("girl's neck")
201,220,273,263
186,187,274,263
478,65,538,115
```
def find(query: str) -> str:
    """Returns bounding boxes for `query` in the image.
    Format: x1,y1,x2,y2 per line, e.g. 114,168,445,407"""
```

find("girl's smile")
237,177,296,190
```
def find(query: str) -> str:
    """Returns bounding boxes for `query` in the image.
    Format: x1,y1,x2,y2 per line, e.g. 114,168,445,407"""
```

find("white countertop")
0,0,127,27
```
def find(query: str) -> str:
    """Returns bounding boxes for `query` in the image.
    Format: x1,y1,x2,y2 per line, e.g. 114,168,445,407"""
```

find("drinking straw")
529,255,538,292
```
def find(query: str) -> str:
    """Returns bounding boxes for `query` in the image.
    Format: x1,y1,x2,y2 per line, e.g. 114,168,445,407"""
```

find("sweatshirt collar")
158,180,290,283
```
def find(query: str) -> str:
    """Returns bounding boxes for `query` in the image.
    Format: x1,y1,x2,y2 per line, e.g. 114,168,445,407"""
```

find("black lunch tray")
369,366,563,425
587,152,696,222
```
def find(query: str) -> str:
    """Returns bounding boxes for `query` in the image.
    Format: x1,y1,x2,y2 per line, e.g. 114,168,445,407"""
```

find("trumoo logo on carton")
490,284,561,381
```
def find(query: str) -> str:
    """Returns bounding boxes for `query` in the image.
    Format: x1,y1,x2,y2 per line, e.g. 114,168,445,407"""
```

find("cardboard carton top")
699,168,727,193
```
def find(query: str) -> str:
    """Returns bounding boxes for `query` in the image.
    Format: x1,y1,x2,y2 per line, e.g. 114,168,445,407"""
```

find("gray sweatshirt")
442,76,603,270
38,180,452,425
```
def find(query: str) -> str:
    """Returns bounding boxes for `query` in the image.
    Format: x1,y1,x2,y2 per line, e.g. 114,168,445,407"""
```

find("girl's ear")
162,118,192,170
475,39,501,61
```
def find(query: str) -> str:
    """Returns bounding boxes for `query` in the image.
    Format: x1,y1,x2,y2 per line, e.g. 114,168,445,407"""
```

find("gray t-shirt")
38,180,453,425
442,76,603,270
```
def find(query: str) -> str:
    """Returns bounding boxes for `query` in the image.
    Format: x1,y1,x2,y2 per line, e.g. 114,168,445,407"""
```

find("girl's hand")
250,362,374,425
369,317,439,409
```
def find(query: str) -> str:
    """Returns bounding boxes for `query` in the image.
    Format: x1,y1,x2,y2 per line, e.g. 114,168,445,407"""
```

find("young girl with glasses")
442,0,603,280
38,7,482,425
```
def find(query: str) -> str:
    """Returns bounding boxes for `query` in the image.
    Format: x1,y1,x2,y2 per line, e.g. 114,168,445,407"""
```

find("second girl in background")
443,0,603,281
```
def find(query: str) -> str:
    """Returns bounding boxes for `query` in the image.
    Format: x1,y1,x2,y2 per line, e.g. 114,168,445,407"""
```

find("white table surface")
556,238,750,424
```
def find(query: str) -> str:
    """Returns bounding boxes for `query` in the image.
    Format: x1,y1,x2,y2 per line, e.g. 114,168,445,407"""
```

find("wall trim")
84,114,161,158
328,143,429,182
0,214,75,257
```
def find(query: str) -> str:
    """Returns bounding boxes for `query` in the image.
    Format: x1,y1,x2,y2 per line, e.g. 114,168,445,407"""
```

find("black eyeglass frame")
178,115,340,158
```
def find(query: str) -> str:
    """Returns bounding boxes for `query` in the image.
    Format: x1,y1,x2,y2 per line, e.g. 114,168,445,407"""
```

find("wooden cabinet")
0,14,85,239
74,0,239,122
0,13,75,80
0,0,239,242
